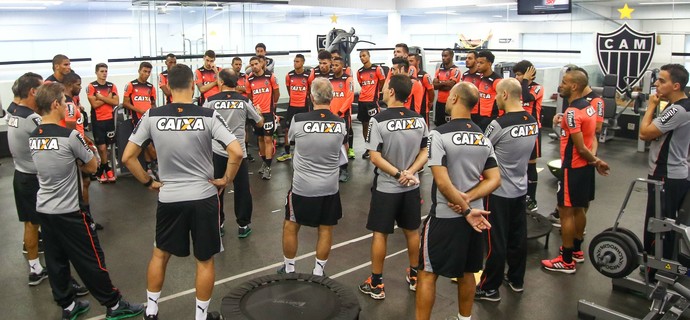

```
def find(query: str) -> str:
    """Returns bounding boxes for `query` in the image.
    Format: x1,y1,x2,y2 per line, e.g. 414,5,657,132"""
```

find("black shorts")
367,188,422,233
155,195,222,261
285,106,308,128
13,170,39,224
357,101,380,123
530,129,542,160
93,119,116,145
285,190,342,227
254,113,276,137
558,166,595,208
434,102,450,126
419,216,483,278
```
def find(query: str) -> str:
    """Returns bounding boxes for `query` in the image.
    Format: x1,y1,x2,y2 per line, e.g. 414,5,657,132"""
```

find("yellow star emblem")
330,14,338,24
618,3,634,20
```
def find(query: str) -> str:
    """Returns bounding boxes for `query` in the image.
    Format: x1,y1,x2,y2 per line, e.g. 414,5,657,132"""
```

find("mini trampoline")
222,273,360,320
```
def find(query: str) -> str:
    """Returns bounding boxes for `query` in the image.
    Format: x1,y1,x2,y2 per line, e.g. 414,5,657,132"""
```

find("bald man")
416,82,500,320
476,79,537,301
541,70,610,274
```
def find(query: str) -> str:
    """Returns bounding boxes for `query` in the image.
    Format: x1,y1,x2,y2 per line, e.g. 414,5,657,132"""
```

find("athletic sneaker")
106,169,116,182
503,274,524,292
526,197,538,212
71,278,90,296
238,226,252,238
276,153,292,162
62,300,90,320
207,311,223,320
358,277,385,300
541,255,576,274
28,269,48,286
406,268,417,291
262,167,271,180
548,209,561,228
474,288,501,302
247,153,255,162
348,148,355,159
105,298,144,320
277,265,295,274
99,172,108,183
143,314,158,320
22,238,44,254
339,169,349,183
258,162,266,174
361,150,370,159
559,246,585,263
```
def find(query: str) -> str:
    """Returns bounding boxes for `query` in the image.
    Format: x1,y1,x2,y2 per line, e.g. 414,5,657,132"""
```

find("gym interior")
1,0,690,319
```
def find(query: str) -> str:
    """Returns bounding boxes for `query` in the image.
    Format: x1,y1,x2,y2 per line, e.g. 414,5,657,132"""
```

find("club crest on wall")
596,24,655,94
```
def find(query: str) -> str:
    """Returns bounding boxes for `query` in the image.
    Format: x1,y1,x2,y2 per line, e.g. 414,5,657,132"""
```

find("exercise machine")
577,178,690,320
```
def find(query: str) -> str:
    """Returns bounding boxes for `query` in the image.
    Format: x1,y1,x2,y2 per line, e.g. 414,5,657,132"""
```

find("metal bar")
577,300,639,320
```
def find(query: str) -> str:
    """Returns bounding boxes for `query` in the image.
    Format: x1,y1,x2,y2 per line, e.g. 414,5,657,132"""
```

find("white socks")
146,290,161,316
284,257,296,273
195,298,210,320
29,258,43,274
458,313,471,320
313,258,327,276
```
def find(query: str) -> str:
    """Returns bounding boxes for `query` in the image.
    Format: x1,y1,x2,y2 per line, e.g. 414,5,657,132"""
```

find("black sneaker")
247,154,255,162
475,287,501,301
22,238,45,254
526,197,538,212
358,276,385,300
71,278,90,296
62,300,90,320
207,311,224,320
361,150,370,159
277,265,295,274
548,208,561,228
105,298,144,320
238,226,252,238
503,275,524,293
28,269,48,286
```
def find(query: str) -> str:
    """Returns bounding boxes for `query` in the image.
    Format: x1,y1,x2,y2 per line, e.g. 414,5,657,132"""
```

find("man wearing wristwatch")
358,74,429,300
415,82,500,320
122,64,243,320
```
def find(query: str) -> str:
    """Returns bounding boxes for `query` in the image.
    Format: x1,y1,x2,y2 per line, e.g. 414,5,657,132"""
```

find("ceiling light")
493,15,503,17
0,0,60,4
424,10,457,14
476,2,516,7
0,6,46,9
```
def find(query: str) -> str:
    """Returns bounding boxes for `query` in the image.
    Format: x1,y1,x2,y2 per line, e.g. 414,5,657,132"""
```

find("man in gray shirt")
203,68,263,239
475,78,537,302
359,73,428,300
639,63,690,275
8,72,45,285
123,64,242,320
416,82,500,320
279,78,347,276
31,82,143,320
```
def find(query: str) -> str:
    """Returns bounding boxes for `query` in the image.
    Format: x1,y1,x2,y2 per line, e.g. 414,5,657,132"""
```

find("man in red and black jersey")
408,53,435,125
474,50,502,131
195,50,221,105
391,43,418,78
232,57,249,98
461,51,481,88
330,50,352,76
433,48,461,127
123,62,158,177
358,50,386,159
87,63,119,182
159,53,176,104
330,57,354,182
278,54,310,162
541,69,610,274
513,60,544,212
308,51,334,91
391,57,424,115
247,56,280,180
46,54,71,84
255,43,275,73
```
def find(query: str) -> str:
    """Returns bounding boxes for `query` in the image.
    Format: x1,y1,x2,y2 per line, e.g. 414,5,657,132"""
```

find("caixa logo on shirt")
134,96,151,102
252,87,270,95
452,132,489,146
156,118,206,131
659,107,678,124
29,138,59,150
510,124,538,138
361,80,375,86
386,118,423,131
303,121,343,133
213,101,244,109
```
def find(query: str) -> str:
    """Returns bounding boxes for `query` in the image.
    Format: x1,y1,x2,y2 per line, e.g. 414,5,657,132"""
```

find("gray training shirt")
7,104,41,174
30,124,94,214
365,107,428,193
428,118,498,219
485,111,538,198
129,103,237,203
203,90,262,158
289,109,347,197
648,98,690,179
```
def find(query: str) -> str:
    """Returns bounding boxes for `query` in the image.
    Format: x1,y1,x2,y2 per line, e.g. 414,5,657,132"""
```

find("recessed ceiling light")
493,15,503,18
0,6,46,9
476,2,516,7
